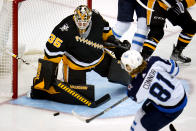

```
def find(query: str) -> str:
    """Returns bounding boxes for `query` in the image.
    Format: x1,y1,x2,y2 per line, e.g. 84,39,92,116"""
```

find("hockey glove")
105,36,131,60
167,2,186,25
168,2,184,16
113,40,131,60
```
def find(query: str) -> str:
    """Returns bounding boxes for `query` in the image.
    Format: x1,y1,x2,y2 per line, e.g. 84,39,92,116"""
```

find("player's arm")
100,17,131,60
44,25,66,63
127,84,149,103
151,56,179,77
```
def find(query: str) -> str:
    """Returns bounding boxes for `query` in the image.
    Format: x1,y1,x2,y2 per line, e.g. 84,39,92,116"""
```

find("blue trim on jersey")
175,66,179,76
132,40,143,46
112,29,122,38
134,33,146,39
169,59,175,74
152,95,187,113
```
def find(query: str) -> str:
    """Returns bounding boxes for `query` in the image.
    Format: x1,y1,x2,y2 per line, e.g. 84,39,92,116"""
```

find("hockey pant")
117,0,147,22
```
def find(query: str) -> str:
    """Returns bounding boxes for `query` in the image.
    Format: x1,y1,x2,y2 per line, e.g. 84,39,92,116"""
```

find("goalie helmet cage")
0,0,92,99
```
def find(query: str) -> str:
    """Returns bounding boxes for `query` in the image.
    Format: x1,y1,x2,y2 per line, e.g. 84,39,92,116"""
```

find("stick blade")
91,94,111,108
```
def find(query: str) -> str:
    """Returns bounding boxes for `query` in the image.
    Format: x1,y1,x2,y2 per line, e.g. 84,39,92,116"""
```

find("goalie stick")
72,96,129,123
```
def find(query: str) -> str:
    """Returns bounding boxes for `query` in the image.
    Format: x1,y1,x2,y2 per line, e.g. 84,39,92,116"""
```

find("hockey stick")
5,49,30,65
72,96,129,123
0,47,37,69
136,0,154,11
55,80,111,108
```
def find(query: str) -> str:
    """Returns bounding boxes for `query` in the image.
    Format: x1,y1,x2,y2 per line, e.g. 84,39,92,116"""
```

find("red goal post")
0,0,92,99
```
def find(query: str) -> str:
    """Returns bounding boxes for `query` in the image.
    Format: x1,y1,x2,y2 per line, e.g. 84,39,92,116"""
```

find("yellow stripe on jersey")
152,37,159,43
185,0,196,8
158,0,168,10
178,37,191,43
44,55,62,63
185,33,194,37
102,30,113,41
147,0,156,25
62,52,106,70
143,43,156,50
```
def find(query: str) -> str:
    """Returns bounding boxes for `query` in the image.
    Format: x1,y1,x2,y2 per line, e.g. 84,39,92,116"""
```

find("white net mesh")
0,0,89,98
0,0,13,97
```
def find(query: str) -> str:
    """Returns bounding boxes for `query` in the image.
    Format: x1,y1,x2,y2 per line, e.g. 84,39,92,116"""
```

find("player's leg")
131,1,148,52
112,0,134,39
30,59,95,106
141,2,166,59
131,100,183,131
168,10,196,63
30,58,58,98
130,108,147,131
63,64,87,85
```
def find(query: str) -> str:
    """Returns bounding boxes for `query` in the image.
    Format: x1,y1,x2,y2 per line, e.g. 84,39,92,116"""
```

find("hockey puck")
53,112,60,116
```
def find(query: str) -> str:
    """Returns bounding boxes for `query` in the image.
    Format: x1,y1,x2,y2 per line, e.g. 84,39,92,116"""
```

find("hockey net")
0,0,92,98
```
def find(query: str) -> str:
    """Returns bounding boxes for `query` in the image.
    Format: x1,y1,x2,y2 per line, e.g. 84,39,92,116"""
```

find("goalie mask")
121,49,143,73
74,5,92,33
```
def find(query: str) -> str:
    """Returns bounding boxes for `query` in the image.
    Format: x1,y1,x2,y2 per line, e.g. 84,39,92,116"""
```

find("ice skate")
170,44,191,64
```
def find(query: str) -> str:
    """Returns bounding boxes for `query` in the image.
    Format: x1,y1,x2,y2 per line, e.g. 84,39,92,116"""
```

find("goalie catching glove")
105,35,131,60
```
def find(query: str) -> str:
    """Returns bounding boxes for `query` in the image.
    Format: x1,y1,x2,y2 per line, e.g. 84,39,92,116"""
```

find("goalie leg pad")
30,79,110,108
33,58,58,90
31,80,95,106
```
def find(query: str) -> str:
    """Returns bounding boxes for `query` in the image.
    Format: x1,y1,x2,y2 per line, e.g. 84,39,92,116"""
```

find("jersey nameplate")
143,69,156,89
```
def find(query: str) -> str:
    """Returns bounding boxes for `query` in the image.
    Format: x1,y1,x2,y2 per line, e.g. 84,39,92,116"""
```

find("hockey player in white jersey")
120,49,187,131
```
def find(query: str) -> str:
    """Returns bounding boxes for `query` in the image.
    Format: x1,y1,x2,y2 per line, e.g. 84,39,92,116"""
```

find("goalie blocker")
31,59,110,108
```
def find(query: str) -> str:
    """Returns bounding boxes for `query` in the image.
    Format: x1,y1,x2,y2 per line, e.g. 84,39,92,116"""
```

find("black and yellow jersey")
44,10,113,70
